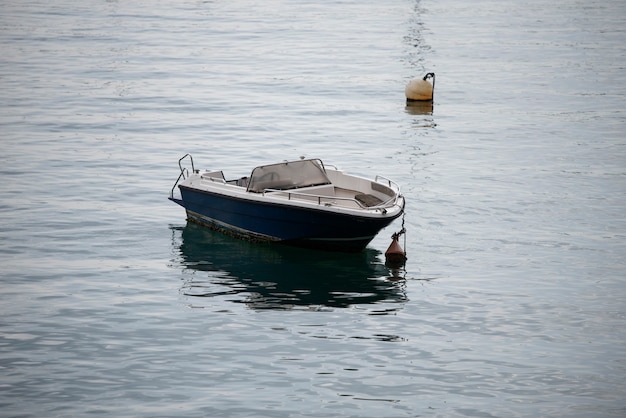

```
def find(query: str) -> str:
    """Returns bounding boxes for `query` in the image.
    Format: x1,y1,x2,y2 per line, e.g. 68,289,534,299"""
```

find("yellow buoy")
405,72,435,102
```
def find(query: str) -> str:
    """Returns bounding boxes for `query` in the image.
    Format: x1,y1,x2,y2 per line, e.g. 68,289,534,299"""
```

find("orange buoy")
405,72,435,102
385,229,407,268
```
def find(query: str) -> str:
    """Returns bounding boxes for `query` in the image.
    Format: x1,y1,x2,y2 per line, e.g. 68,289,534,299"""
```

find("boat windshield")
247,159,331,193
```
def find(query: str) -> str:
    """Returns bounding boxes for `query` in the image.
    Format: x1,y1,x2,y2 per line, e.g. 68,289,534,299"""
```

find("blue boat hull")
170,185,403,252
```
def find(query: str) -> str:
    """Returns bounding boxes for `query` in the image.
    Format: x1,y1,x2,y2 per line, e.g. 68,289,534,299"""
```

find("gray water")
1,0,625,416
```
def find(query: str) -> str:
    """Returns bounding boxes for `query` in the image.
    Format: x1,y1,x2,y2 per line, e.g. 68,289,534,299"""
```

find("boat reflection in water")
172,223,407,311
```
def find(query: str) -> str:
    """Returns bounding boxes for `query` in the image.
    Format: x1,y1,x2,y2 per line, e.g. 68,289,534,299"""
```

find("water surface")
1,0,625,416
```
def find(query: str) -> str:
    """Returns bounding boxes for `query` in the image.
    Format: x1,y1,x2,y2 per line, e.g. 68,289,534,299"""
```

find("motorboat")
169,154,405,252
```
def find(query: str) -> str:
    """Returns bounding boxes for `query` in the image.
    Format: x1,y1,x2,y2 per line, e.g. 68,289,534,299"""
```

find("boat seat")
355,193,383,207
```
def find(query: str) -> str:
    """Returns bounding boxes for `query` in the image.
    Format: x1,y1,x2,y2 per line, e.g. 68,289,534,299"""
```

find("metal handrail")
374,175,400,192
170,154,195,199
170,170,187,199
178,153,195,174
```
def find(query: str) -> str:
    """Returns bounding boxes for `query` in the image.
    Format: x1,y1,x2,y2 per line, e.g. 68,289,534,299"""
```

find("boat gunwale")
180,168,403,213
177,182,405,220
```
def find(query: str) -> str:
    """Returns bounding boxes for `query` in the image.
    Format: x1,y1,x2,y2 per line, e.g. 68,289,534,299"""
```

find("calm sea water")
1,0,625,416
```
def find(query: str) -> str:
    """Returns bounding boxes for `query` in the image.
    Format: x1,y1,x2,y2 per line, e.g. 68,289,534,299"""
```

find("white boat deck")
265,185,386,210
191,166,396,211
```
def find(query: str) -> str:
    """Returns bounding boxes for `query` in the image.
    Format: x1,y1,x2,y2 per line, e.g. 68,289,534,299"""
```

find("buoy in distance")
405,72,435,102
